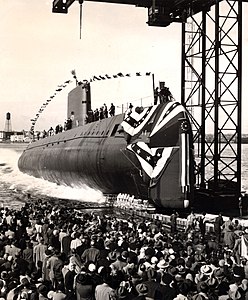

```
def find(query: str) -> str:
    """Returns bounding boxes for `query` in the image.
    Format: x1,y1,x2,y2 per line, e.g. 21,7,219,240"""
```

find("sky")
0,0,247,132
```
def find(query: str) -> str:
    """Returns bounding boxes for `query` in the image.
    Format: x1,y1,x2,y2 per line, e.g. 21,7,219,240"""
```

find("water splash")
0,147,105,203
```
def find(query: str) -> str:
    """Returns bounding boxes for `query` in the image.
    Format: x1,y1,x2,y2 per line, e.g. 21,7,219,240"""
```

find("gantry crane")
52,0,248,213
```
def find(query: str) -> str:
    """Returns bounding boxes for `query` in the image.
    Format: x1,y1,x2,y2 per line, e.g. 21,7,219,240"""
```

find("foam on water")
0,147,105,203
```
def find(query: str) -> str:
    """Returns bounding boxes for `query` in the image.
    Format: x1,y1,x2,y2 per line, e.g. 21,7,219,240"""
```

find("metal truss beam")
52,0,217,27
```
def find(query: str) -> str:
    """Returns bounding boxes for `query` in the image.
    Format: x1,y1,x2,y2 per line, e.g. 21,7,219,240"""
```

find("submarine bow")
18,102,195,209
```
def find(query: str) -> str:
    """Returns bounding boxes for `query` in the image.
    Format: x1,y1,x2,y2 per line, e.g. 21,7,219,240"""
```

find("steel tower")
181,0,244,208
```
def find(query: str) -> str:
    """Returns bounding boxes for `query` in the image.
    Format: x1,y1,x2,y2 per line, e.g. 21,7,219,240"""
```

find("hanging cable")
79,0,84,39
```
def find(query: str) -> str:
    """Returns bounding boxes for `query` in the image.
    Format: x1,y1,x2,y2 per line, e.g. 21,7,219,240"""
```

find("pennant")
117,72,124,77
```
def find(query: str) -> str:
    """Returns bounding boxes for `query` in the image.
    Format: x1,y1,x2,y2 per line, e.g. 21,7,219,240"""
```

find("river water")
0,143,247,210
0,144,105,209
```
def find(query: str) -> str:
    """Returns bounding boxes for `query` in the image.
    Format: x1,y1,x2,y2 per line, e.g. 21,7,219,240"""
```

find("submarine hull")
18,103,195,209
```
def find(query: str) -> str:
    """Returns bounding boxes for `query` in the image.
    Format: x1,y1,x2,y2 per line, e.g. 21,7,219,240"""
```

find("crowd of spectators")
0,200,248,300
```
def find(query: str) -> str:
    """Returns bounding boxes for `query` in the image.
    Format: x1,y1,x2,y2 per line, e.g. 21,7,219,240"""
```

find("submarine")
18,81,195,209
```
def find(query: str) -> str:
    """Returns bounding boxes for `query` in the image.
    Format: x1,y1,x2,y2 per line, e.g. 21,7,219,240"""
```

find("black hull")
18,103,195,209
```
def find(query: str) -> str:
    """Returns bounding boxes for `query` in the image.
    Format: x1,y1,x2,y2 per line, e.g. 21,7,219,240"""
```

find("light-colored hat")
200,265,213,276
157,259,169,269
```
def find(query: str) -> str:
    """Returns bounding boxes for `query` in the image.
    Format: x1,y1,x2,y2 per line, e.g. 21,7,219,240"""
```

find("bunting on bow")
121,106,157,137
150,102,185,137
127,141,174,180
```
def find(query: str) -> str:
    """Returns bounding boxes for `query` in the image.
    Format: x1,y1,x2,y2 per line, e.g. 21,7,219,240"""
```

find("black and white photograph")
0,1,248,299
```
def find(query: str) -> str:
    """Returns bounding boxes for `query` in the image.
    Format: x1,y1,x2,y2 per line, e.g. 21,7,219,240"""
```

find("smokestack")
4,112,12,132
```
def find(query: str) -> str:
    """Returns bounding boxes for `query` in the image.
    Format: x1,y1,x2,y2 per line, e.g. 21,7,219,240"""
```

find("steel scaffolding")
181,0,243,203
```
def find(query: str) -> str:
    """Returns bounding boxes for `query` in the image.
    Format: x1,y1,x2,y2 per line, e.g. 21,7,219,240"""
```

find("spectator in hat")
38,284,48,300
75,272,95,300
174,281,190,300
133,283,148,300
116,285,131,300
192,281,210,300
158,272,177,300
110,251,128,272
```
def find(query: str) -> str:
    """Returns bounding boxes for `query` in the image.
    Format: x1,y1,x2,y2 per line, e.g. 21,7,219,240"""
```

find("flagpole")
152,73,156,105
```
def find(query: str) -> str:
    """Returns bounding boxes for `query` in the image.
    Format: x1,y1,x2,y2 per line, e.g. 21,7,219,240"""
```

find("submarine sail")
18,83,195,209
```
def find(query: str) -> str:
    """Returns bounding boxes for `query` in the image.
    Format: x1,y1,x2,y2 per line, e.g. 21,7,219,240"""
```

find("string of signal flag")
29,79,72,133
30,70,152,133
71,69,152,84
